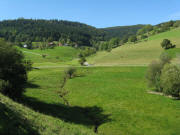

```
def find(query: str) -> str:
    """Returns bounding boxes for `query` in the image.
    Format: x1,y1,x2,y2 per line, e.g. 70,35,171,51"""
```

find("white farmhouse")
83,62,90,66
23,44,28,48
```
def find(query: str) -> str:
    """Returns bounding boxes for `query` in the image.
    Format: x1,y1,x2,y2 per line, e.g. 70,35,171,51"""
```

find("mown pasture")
21,67,180,135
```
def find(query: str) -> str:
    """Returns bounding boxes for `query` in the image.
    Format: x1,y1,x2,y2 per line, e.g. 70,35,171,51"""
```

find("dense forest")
0,19,105,46
102,25,145,40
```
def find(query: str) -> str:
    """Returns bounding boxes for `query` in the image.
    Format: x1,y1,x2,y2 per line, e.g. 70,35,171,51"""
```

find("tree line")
0,18,105,47
0,19,180,52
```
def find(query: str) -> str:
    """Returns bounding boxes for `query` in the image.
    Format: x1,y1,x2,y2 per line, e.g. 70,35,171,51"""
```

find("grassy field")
88,27,180,66
21,67,180,135
2,26,180,135
19,46,80,67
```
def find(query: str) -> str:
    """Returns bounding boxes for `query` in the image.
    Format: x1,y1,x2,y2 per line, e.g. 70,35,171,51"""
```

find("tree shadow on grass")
0,103,40,135
25,81,40,89
20,96,111,129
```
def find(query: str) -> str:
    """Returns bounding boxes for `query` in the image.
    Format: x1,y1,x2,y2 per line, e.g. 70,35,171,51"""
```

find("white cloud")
169,12,180,20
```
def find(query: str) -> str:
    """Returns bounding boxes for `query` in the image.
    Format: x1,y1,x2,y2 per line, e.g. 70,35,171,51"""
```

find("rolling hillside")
0,93,96,135
88,27,180,66
1,22,180,135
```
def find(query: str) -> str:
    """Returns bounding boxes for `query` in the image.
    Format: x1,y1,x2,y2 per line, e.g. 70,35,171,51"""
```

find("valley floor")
23,66,180,135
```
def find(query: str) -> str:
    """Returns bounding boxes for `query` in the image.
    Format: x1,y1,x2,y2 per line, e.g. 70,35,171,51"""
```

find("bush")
65,67,77,79
159,52,172,65
161,39,176,50
141,35,148,40
146,53,172,92
0,40,29,99
146,60,163,92
23,60,33,71
42,54,47,58
128,35,137,43
25,40,33,49
56,56,60,59
161,64,180,97
79,47,96,57
79,57,86,66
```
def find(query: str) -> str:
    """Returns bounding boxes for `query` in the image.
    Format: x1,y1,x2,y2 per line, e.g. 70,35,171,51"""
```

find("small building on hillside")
83,62,90,66
23,44,27,48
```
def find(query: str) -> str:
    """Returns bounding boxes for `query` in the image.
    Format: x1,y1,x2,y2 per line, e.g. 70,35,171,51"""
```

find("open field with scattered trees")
88,28,180,66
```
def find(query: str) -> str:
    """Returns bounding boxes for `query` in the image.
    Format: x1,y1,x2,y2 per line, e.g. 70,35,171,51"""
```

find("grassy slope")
22,67,180,135
88,28,180,66
0,93,96,135
19,46,80,67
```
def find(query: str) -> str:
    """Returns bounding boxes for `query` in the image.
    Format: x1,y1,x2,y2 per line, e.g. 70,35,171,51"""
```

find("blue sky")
0,0,180,28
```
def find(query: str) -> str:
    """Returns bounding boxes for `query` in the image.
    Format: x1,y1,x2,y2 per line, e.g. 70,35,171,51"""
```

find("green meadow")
19,46,80,67
21,67,180,135
1,27,180,135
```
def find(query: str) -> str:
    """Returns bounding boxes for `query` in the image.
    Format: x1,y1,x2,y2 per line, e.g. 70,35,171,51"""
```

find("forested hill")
1,19,180,47
0,19,146,47
102,25,145,40
0,19,104,46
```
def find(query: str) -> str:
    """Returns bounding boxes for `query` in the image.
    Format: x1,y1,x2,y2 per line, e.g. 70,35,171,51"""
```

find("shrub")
161,64,180,97
16,42,23,47
79,57,86,66
56,56,60,59
65,67,77,79
161,39,176,50
146,53,172,92
159,52,172,65
23,60,33,71
141,35,148,40
0,40,29,99
128,35,137,43
42,54,47,58
146,60,163,92
79,47,97,57
25,40,33,49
